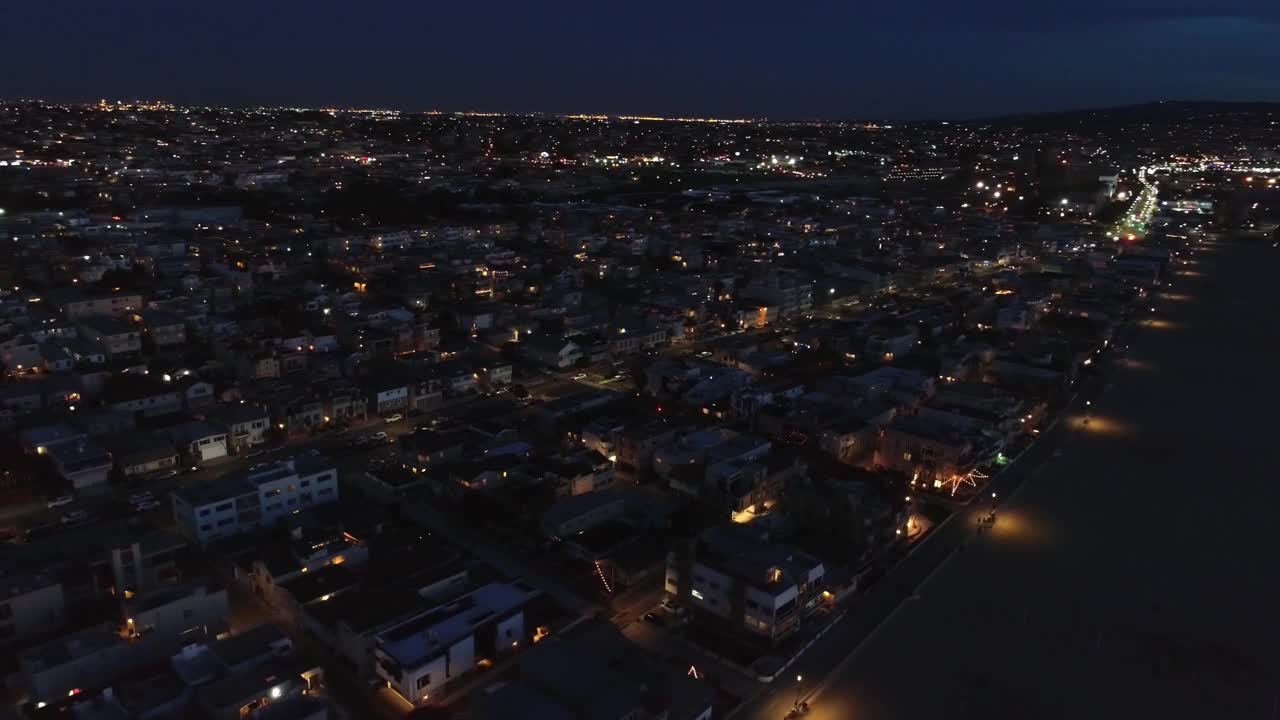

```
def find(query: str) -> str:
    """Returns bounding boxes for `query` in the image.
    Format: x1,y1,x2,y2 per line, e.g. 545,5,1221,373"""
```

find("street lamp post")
794,675,804,710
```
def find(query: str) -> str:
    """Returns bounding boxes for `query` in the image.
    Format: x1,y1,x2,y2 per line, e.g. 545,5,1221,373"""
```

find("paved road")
741,239,1280,719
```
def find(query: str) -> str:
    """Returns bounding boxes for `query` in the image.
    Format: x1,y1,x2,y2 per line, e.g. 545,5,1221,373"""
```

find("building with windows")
207,402,272,454
666,525,825,645
374,581,535,707
471,619,713,720
743,270,813,320
172,457,339,545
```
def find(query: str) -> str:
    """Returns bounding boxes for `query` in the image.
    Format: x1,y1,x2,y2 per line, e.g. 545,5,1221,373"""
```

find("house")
608,325,668,357
323,383,368,425
123,580,230,647
137,309,187,348
20,423,87,455
470,619,712,720
172,457,339,545
77,316,143,359
270,564,360,632
374,580,537,707
50,289,144,320
104,432,180,479
109,530,191,597
104,374,182,418
1,333,41,374
47,439,114,490
270,389,325,437
652,427,739,481
538,450,615,496
248,530,368,606
478,363,513,390
666,524,825,646
525,336,581,369
39,343,75,373
18,625,136,701
176,376,216,410
541,490,627,538
206,402,272,454
877,416,979,489
196,657,324,720
613,420,681,482
160,420,230,465
303,574,467,680
365,376,410,416
743,270,813,319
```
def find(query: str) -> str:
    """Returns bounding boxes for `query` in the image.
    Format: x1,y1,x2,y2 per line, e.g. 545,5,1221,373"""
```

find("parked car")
60,510,88,524
128,492,154,505
132,500,161,512
659,598,686,617
154,469,179,480
47,495,74,509
643,612,665,626
384,413,404,424
371,431,390,443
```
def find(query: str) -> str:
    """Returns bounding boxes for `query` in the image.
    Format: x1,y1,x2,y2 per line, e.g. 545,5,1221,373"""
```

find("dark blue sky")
4,1,1278,119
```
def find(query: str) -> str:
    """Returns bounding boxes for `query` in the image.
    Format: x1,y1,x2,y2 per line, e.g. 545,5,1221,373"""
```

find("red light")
111,215,122,221
656,405,663,414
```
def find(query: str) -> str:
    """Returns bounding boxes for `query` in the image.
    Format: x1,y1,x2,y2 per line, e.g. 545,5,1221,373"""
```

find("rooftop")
377,581,535,668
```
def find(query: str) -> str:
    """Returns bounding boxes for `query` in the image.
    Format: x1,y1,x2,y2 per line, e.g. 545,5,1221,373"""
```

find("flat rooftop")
378,581,534,668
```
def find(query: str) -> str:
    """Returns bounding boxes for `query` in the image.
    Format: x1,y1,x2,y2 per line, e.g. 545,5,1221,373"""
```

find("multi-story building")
666,525,825,645
51,289,144,320
877,416,979,488
18,625,136,701
471,619,713,720
172,457,339,545
744,270,813,320
135,309,187,348
77,316,142,359
206,402,272,453
374,581,535,707
123,581,229,647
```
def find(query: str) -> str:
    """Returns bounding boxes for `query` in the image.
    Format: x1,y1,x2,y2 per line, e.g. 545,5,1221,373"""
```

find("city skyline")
4,0,1280,119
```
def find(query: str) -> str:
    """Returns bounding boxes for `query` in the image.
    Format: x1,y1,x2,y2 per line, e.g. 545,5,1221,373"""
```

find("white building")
374,581,535,707
172,457,339,545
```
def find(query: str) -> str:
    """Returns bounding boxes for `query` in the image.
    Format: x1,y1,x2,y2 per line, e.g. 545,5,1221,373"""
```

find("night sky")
4,1,1279,119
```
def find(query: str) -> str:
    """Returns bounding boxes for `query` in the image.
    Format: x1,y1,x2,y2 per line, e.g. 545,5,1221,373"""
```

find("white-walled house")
374,581,535,706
